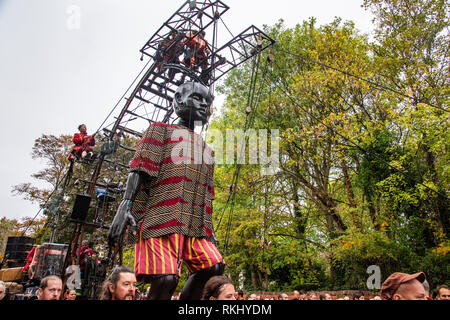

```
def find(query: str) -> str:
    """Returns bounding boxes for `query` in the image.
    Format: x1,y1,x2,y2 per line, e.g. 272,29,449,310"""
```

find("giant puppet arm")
108,171,151,247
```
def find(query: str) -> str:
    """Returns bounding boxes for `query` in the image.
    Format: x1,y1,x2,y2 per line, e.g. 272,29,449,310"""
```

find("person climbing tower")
183,30,210,72
152,30,185,90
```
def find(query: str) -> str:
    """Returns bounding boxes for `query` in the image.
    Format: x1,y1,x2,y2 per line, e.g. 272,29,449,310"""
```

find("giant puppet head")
173,82,214,127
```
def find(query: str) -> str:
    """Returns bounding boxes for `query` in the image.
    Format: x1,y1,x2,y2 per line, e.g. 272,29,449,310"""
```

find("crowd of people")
0,269,448,301
242,274,450,301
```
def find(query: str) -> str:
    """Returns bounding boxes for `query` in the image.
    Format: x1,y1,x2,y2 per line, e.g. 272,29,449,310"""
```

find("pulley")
257,35,263,47
100,140,119,156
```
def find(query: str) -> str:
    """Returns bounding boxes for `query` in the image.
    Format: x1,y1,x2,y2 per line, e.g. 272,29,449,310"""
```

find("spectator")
38,275,63,300
352,292,362,300
248,293,257,300
380,272,427,300
278,292,289,300
435,285,450,300
0,281,7,301
171,292,180,300
290,290,300,300
324,293,333,300
22,246,37,281
77,240,95,279
235,289,245,300
98,266,137,300
64,288,77,300
201,276,236,300
422,280,432,300
248,293,262,300
299,290,307,300
372,295,382,300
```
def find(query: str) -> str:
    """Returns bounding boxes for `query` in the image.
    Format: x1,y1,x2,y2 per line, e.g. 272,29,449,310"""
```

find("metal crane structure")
62,0,275,297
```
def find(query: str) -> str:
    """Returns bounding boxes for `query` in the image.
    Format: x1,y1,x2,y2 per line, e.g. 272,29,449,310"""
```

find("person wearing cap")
380,272,427,300
422,279,432,300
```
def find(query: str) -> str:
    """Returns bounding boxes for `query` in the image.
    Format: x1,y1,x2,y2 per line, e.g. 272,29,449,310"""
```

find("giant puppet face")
173,82,214,126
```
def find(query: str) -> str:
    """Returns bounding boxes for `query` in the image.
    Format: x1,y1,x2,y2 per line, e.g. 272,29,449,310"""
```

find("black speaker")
71,193,92,221
6,243,34,253
5,236,35,268
6,236,34,245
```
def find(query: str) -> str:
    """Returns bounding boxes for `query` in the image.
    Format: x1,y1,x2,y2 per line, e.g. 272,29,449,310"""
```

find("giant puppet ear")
173,85,188,116
174,92,183,110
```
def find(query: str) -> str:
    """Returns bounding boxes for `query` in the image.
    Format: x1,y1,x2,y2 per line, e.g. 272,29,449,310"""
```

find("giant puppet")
108,82,224,300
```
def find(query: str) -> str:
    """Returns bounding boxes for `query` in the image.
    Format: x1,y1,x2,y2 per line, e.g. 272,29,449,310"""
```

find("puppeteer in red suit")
68,124,96,161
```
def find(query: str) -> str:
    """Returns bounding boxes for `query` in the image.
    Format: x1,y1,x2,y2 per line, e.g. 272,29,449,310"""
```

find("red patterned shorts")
134,233,223,278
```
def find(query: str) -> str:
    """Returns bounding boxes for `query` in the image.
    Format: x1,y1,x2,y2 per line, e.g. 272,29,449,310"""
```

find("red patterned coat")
128,122,216,244
71,132,96,155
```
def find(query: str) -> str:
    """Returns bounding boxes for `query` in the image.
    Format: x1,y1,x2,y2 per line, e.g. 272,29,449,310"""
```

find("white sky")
0,0,374,220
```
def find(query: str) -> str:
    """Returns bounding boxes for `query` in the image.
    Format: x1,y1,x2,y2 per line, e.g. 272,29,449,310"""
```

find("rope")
93,58,153,137
218,51,274,256
20,163,73,237
274,47,449,114
215,51,272,233
269,65,449,201
219,16,234,39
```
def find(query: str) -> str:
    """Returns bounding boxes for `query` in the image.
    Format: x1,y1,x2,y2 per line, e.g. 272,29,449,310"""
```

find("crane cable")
216,50,274,256
268,56,449,201
274,47,448,114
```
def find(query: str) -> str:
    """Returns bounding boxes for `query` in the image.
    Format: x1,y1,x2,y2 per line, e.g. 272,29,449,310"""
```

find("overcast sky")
0,0,374,221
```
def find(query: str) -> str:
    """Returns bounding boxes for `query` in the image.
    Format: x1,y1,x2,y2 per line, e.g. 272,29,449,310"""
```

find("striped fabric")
134,233,223,277
128,122,216,244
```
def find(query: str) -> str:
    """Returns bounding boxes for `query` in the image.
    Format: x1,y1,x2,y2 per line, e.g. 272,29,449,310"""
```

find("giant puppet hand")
108,172,144,247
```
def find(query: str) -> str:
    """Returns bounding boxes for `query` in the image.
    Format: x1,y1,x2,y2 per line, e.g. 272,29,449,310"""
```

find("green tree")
363,0,449,240
213,0,449,290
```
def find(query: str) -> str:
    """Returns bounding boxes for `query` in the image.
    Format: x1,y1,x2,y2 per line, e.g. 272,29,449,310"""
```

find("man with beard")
98,266,137,300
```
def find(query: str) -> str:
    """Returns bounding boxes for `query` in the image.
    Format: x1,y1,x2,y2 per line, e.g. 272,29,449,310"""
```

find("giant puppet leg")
179,262,225,300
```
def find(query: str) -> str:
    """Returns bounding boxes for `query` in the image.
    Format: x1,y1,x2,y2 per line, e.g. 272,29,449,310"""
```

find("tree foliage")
11,131,139,253
212,0,449,291
9,0,449,292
